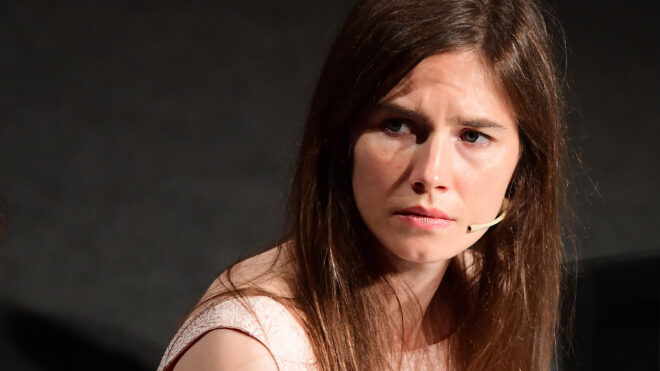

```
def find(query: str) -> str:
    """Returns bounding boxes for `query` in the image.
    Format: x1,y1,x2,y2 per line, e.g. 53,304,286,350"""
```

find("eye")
460,129,491,144
382,119,412,134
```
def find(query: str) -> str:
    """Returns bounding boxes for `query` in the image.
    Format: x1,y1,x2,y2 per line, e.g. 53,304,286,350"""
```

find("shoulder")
158,245,315,371
202,244,296,301
160,296,314,371
173,328,278,371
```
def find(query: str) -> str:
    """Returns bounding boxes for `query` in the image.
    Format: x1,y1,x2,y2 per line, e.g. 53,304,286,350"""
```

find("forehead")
382,50,516,126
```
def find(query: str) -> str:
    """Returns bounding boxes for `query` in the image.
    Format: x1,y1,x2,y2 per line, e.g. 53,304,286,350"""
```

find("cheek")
352,134,412,226
460,171,506,207
455,146,518,214
352,135,406,195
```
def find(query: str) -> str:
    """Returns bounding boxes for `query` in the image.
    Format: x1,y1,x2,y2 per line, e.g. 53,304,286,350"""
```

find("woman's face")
352,50,520,265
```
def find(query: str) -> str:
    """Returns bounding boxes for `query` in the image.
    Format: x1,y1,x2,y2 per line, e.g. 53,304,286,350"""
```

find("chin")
384,241,465,265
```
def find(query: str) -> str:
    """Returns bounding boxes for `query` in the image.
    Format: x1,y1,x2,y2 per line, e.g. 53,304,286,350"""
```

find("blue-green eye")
383,119,410,134
460,129,490,144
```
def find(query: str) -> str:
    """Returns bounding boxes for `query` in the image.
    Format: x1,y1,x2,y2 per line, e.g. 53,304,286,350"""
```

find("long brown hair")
199,0,569,370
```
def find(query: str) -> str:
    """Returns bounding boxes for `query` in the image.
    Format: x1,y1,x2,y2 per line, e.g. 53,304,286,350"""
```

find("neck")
384,254,451,349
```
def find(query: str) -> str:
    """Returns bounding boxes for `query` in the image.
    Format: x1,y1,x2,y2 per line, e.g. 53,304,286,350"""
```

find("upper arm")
173,328,279,371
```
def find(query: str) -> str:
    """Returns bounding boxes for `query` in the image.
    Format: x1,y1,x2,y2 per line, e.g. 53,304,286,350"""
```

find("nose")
410,134,451,194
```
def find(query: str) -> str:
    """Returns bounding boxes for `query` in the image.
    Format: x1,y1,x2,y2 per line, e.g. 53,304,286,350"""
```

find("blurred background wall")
1,1,658,370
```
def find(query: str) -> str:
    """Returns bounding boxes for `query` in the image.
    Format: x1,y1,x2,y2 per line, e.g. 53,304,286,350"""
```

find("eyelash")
381,118,492,145
459,129,492,144
382,119,411,135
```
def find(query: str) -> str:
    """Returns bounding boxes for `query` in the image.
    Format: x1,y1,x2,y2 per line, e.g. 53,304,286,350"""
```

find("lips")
395,206,454,220
394,206,455,229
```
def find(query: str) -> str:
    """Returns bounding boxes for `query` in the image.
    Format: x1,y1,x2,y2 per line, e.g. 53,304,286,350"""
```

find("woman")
159,0,569,369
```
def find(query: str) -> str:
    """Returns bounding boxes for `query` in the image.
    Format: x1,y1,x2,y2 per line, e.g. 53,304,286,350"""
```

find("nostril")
412,181,425,194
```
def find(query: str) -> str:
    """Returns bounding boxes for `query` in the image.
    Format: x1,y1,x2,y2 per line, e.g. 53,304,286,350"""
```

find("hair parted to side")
196,0,569,370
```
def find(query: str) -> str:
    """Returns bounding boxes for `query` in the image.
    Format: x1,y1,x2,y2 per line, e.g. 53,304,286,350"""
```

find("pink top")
158,296,447,370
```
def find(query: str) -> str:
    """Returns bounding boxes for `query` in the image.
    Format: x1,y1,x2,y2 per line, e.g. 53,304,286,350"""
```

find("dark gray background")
1,1,658,369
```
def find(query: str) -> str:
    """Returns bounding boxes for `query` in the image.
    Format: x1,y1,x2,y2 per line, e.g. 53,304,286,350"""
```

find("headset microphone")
466,199,509,233
466,210,506,233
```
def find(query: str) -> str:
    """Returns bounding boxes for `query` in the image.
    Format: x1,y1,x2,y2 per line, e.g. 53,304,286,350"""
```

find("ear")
501,197,511,212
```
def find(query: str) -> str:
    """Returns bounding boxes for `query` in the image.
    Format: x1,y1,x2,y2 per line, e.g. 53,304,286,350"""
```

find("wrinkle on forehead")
381,50,515,122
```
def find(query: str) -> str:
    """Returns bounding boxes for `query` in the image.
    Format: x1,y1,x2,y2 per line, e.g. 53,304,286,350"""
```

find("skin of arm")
173,328,279,371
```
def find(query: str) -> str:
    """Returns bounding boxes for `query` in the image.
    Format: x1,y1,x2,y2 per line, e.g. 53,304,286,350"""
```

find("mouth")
394,206,455,229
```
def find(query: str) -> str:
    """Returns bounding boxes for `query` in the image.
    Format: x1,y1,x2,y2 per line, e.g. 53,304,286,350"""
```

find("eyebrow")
375,102,508,130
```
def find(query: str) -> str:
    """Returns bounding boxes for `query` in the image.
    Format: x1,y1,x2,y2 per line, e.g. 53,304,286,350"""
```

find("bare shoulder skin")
201,244,296,302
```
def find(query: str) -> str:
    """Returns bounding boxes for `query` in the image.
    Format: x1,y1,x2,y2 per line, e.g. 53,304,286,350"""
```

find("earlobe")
501,198,511,219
